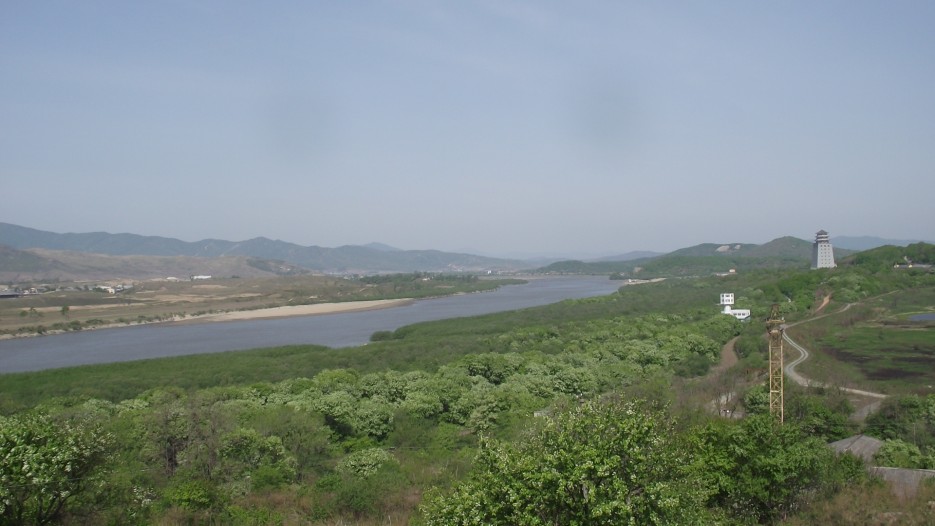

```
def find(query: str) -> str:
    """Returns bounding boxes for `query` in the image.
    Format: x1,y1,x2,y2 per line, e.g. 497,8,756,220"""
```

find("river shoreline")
0,298,416,340
0,276,624,373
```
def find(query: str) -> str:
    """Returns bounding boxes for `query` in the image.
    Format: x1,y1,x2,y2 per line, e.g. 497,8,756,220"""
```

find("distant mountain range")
0,222,528,277
0,245,310,282
1,222,928,282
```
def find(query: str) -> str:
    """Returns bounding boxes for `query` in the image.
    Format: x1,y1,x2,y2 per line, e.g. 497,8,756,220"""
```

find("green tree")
354,399,394,440
784,388,855,441
422,399,715,525
336,447,398,477
873,439,931,469
865,395,935,450
0,413,112,525
742,384,770,415
141,392,190,477
218,428,297,489
690,414,861,523
315,391,358,437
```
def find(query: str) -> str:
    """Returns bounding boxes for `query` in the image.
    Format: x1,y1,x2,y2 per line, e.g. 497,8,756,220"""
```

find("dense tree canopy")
422,399,716,526
0,413,111,525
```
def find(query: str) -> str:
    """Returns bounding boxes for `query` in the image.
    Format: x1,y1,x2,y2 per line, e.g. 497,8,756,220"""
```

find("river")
0,276,622,373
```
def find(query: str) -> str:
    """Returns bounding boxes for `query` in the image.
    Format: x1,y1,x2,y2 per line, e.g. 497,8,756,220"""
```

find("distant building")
811,230,836,269
719,292,751,321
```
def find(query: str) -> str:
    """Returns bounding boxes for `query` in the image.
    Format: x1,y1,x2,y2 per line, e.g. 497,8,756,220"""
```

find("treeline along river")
0,276,621,373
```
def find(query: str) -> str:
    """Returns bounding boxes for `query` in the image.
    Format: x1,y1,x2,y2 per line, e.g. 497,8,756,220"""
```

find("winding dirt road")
780,301,888,422
782,332,887,399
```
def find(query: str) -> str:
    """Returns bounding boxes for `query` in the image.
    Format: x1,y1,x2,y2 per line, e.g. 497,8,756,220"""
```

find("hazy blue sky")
2,1,933,257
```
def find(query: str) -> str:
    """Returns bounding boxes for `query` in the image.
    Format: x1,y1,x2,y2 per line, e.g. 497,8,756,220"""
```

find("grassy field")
0,274,521,337
787,286,935,394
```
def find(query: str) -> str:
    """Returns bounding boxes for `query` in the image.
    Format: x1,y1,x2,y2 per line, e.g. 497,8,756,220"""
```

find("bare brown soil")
814,294,832,313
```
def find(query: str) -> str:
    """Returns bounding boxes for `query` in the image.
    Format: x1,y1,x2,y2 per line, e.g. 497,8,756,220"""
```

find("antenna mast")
766,304,785,423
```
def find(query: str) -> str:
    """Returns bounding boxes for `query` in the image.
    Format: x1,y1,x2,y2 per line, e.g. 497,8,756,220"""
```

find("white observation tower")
811,230,836,269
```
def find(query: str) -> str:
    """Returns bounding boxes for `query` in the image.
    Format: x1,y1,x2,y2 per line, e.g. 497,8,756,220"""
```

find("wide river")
0,276,622,373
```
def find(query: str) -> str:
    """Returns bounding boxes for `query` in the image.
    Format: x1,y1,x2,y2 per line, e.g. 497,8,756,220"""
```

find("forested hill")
0,222,526,273
540,236,855,276
842,242,935,270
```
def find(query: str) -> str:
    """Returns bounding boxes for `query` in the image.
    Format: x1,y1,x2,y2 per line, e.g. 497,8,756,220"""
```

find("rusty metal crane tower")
766,304,785,423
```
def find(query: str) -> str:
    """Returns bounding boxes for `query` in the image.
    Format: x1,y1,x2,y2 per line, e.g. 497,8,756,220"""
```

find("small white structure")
720,293,751,321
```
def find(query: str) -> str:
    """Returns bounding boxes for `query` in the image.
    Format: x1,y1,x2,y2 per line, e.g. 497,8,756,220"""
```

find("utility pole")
766,304,785,423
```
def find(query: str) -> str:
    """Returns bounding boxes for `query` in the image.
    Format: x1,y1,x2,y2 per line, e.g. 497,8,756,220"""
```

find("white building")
720,292,751,321
811,230,836,269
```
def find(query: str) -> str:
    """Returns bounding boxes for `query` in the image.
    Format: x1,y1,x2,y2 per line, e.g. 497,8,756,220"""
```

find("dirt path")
814,294,832,313
783,332,886,398
706,300,891,421
782,302,888,421
705,337,743,418
783,301,879,396
786,301,853,329
711,336,739,374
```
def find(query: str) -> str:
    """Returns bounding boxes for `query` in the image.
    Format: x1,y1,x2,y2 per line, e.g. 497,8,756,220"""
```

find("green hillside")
841,242,935,271
539,237,856,277
666,242,758,257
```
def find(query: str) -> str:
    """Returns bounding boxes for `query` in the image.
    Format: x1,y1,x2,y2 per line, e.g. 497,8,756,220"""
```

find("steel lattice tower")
766,304,785,423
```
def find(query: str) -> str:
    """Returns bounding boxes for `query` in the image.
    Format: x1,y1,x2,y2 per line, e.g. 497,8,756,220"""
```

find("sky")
2,1,934,258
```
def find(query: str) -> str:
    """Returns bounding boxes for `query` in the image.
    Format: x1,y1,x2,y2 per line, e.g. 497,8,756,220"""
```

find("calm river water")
0,276,621,373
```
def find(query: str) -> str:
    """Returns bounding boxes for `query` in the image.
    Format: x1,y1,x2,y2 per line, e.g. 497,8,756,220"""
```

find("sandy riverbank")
195,298,416,322
0,298,417,340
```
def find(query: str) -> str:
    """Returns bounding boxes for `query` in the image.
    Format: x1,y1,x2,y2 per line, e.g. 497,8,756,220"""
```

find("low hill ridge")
539,237,856,276
0,245,309,282
0,223,527,274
